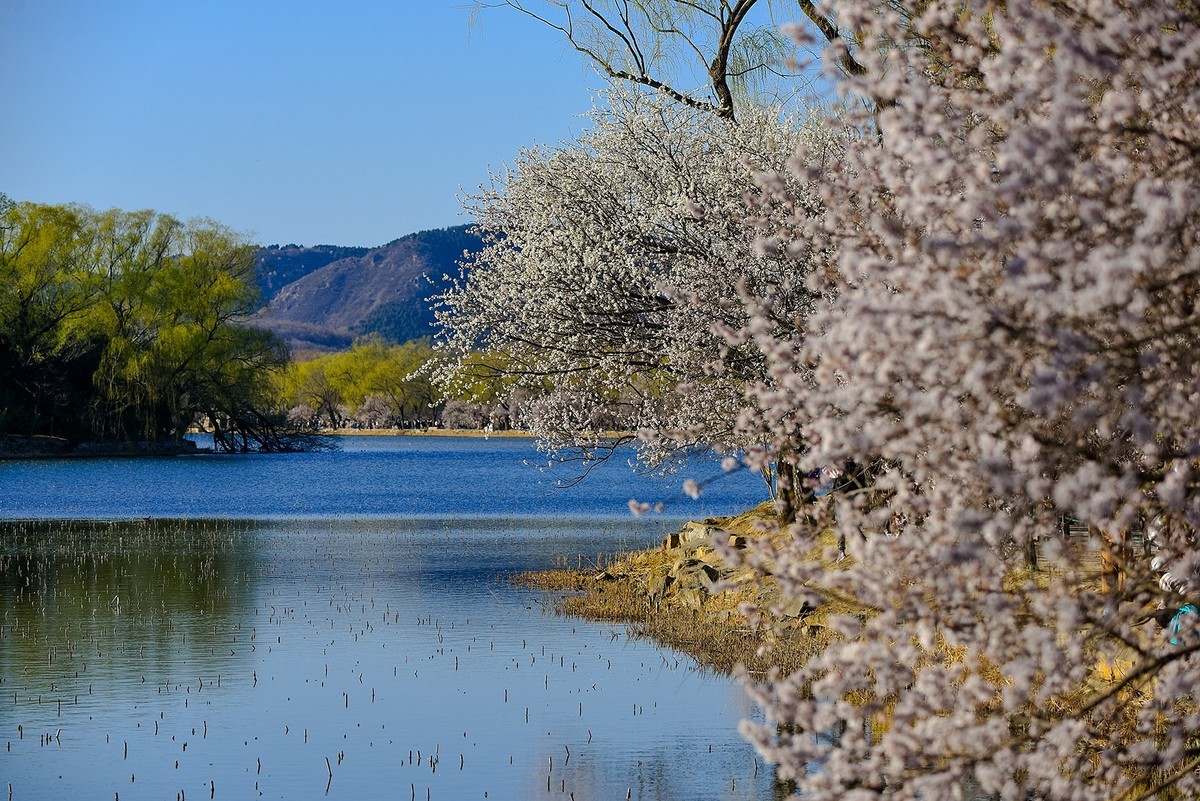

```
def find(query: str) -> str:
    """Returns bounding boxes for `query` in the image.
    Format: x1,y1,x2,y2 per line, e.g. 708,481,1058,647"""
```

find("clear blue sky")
0,1,603,247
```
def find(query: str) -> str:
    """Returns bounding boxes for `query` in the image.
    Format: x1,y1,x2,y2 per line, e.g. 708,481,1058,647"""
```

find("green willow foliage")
276,338,442,429
0,199,302,451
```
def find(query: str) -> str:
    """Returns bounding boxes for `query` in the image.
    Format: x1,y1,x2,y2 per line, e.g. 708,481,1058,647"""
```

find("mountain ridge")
252,224,481,354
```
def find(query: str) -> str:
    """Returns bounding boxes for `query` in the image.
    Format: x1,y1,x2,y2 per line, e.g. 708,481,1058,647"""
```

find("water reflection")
1,517,778,800
1,520,257,705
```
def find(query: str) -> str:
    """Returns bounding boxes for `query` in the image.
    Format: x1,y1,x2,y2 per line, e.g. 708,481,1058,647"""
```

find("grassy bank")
517,501,1192,801
515,503,858,676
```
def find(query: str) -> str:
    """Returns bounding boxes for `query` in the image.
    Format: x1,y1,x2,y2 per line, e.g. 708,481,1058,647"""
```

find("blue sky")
0,1,605,247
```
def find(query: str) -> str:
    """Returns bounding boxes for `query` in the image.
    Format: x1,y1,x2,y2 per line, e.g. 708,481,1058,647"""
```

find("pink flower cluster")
732,1,1200,797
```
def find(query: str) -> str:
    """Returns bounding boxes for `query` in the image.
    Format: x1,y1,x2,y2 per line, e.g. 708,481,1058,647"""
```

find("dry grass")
514,503,848,676
517,507,1152,693
516,565,830,675
522,506,1200,797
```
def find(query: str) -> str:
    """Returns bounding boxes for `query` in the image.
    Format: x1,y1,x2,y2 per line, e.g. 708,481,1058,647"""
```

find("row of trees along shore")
0,198,316,452
439,1,1200,799
0,197,522,451
275,337,533,432
0,197,582,454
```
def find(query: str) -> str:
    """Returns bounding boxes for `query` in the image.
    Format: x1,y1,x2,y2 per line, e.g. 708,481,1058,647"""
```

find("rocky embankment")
517,503,841,675
0,435,72,458
0,435,202,459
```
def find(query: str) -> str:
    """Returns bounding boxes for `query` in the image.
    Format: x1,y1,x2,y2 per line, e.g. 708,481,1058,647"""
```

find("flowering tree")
732,1,1200,798
435,85,839,474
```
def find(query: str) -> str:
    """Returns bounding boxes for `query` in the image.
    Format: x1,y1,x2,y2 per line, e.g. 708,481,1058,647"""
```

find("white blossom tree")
435,85,840,475
731,1,1200,798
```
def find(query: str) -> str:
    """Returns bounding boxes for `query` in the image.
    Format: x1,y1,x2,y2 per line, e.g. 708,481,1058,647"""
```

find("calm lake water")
0,436,779,800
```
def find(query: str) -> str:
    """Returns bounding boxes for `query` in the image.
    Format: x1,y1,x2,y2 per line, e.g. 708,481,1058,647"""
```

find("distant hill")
255,244,371,304
252,225,482,354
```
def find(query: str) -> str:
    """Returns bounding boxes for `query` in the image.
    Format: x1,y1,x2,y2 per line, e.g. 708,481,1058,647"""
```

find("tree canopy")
0,200,309,451
730,1,1200,797
435,84,839,470
472,0,876,117
450,0,1200,797
276,337,441,430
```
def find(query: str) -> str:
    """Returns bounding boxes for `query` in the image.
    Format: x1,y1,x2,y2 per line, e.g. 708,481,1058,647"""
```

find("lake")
0,436,780,800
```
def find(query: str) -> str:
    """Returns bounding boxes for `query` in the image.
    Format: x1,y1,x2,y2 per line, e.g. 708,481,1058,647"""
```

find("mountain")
255,244,371,304
252,225,482,354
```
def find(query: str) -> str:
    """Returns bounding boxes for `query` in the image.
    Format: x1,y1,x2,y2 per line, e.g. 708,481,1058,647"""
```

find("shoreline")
0,428,537,459
323,427,633,440
0,435,205,461
1,427,634,459
514,503,841,676
325,427,535,438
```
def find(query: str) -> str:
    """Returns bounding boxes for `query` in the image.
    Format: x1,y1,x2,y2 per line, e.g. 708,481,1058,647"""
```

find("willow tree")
0,201,308,451
473,0,874,118
0,200,104,440
277,338,441,429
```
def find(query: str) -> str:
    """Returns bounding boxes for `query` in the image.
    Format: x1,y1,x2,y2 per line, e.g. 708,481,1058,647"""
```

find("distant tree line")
0,193,551,450
276,338,440,430
276,337,541,432
0,196,311,452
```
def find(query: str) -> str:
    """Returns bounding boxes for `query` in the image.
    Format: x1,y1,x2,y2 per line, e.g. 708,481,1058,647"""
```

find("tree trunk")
776,457,799,525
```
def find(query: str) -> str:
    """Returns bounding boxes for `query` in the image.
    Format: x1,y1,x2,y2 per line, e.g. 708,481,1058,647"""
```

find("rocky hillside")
252,225,482,354
255,244,371,304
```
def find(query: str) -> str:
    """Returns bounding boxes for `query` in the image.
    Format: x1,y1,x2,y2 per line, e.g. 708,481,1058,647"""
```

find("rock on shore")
0,435,201,459
517,503,842,674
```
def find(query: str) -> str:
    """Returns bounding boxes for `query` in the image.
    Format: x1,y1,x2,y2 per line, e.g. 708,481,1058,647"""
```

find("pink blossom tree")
736,1,1200,797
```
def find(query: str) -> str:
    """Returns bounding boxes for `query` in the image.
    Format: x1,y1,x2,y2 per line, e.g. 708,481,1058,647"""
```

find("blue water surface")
0,436,780,801
0,435,766,521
